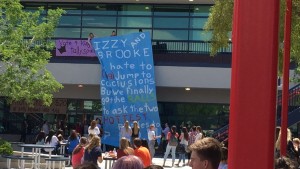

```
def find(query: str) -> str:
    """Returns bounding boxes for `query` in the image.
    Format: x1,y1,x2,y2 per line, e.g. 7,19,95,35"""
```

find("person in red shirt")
163,125,179,167
117,137,134,159
133,138,151,168
72,137,88,168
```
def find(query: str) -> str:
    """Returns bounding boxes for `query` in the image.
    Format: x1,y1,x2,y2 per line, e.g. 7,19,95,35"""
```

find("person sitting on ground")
112,155,144,169
188,137,222,169
133,138,151,168
83,136,103,168
72,137,88,168
117,137,134,159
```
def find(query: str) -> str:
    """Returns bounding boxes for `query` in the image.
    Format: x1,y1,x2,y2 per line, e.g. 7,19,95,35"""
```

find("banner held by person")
92,32,161,146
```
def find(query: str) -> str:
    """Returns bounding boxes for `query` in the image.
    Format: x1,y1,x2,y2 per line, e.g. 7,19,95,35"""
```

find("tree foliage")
205,0,300,75
0,0,65,106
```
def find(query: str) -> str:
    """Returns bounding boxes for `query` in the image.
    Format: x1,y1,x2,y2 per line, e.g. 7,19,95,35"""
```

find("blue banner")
92,32,161,147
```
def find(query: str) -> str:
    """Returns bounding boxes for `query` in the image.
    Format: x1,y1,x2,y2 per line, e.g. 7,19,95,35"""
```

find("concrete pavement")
65,157,191,169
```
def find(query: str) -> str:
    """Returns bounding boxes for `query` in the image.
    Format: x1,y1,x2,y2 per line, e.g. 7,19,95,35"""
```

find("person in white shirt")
120,121,132,141
44,130,59,154
42,120,49,135
88,120,100,136
148,124,160,161
195,126,203,140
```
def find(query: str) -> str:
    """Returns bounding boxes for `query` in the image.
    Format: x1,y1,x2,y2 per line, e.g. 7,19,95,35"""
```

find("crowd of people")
30,117,300,169
31,117,231,169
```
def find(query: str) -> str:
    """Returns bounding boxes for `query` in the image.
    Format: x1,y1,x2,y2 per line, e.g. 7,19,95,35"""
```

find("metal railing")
151,40,232,54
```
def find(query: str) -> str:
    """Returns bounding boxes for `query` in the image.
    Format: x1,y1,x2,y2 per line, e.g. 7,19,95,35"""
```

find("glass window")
48,4,81,14
190,6,211,17
189,30,212,41
82,4,118,15
67,100,79,111
22,3,47,14
59,16,81,26
83,100,101,112
153,5,189,16
153,17,189,28
55,28,81,38
118,17,151,28
190,18,208,29
153,30,188,40
118,5,152,15
82,16,116,27
82,28,114,38
117,29,152,36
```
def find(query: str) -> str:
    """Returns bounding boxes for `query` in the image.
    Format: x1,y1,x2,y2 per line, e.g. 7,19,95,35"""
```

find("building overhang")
20,0,214,5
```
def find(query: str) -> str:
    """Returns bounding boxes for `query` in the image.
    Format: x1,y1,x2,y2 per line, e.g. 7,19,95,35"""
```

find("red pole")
229,0,279,169
280,0,292,156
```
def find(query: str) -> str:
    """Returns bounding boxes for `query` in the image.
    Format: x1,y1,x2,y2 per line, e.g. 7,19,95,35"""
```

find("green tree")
205,0,300,74
0,0,64,106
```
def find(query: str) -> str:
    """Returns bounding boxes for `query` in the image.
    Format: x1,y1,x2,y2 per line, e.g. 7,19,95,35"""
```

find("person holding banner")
131,121,140,145
148,124,160,162
120,121,132,141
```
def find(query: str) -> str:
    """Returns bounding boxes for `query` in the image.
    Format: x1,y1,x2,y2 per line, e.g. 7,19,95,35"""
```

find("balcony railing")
23,38,232,56
152,40,232,54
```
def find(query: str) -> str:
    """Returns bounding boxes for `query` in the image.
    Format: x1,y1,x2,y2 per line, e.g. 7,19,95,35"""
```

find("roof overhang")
20,0,214,5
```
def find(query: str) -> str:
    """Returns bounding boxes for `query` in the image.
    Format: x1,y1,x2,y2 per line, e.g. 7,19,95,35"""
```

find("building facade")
1,0,233,138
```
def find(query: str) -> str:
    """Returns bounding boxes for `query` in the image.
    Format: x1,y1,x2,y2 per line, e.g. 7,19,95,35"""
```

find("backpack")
169,133,178,146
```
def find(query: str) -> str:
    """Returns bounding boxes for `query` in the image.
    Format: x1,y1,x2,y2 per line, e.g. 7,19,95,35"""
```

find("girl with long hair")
163,125,179,167
120,121,132,141
131,121,140,144
83,136,103,168
117,137,134,159
72,137,88,168
176,127,189,166
44,130,60,154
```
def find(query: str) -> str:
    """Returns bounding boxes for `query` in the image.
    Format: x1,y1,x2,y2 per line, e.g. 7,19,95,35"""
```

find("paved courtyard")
65,157,191,169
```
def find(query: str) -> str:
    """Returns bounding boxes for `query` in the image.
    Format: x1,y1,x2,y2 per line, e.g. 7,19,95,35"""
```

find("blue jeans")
163,144,177,165
177,144,187,164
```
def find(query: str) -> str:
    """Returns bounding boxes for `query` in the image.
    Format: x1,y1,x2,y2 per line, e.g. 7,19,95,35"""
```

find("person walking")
163,125,179,167
175,127,189,167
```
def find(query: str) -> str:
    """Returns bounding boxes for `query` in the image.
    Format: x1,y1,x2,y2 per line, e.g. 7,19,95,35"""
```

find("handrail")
23,38,233,54
213,83,300,141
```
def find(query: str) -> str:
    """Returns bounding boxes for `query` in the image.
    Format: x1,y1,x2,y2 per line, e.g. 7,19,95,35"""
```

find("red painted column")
280,0,292,156
229,0,279,169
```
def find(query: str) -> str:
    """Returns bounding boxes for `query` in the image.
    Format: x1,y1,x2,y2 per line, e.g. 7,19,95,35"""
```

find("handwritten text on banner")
92,32,161,146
